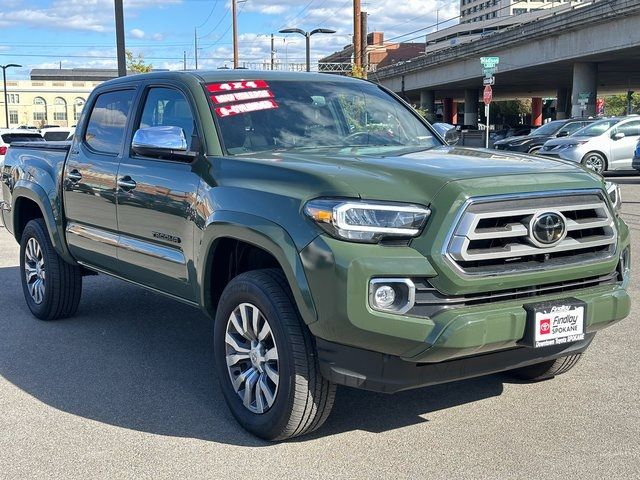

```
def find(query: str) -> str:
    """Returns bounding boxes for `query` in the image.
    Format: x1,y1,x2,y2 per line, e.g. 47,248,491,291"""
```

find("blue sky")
0,0,459,78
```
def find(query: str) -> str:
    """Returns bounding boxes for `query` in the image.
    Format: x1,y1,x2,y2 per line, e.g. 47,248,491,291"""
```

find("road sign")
483,85,493,105
483,77,495,86
480,56,500,67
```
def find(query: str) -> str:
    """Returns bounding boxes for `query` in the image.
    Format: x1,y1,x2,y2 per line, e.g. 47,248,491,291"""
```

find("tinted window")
1,133,45,143
136,87,196,150
43,131,72,141
530,120,564,136
84,90,135,154
617,121,640,137
557,122,586,136
212,80,440,155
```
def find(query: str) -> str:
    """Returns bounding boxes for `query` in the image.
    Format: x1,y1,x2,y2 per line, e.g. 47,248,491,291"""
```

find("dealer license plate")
523,299,586,348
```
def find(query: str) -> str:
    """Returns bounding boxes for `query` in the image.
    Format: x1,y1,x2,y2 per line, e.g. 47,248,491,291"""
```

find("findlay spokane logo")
530,212,566,246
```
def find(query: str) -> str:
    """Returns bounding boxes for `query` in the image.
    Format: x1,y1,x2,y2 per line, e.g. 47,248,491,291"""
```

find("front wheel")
20,218,82,320
527,146,541,155
581,152,607,174
214,269,336,441
507,354,582,381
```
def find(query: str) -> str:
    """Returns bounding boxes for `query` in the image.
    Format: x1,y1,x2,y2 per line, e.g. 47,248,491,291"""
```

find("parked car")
632,138,640,172
490,125,535,142
432,122,459,145
494,119,595,154
0,71,631,441
539,117,640,174
41,127,75,142
0,129,44,162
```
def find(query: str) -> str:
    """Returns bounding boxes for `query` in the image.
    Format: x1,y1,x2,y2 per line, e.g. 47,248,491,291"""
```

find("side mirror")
612,132,625,140
556,131,569,137
132,126,193,160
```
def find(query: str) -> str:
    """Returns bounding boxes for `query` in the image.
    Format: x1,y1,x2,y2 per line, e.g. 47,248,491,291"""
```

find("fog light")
369,278,416,315
374,285,396,309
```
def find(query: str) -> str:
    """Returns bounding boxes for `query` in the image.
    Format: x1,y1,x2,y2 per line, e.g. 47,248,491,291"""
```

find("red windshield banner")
207,80,270,93
211,89,274,104
215,99,278,118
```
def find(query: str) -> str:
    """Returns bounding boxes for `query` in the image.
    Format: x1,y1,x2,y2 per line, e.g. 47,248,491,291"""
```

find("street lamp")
2,64,22,128
279,28,336,72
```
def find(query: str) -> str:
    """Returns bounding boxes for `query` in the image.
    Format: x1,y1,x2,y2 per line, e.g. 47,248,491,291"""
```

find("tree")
125,50,153,73
602,93,640,116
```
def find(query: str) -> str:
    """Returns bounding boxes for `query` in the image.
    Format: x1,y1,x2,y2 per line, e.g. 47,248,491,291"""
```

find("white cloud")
130,28,146,39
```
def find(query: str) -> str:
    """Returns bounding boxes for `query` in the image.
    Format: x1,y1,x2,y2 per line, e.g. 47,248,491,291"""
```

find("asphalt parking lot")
0,175,639,479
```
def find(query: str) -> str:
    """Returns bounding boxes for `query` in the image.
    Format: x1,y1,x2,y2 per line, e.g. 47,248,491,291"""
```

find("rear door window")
84,90,135,155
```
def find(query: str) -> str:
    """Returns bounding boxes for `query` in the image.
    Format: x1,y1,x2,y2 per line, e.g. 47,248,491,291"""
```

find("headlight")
561,141,588,150
606,181,622,213
304,199,430,243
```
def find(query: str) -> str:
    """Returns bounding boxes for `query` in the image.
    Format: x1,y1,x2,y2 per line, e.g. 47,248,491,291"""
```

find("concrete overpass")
374,0,640,125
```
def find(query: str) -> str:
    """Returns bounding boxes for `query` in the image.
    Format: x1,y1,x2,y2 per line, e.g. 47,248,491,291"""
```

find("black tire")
20,218,82,321
581,152,607,174
507,354,582,381
214,268,336,441
528,146,541,155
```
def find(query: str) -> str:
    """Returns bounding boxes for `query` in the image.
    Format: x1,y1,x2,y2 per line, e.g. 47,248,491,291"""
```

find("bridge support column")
464,89,479,127
571,62,598,118
532,97,543,126
420,90,436,122
556,87,569,119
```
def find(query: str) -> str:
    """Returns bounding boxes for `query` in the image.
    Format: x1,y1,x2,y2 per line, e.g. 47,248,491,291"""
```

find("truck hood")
221,145,587,204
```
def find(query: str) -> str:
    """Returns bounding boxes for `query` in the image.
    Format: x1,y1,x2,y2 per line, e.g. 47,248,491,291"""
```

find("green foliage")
602,93,640,116
125,51,153,73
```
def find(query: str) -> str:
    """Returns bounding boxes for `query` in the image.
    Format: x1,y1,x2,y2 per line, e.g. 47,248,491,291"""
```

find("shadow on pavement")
0,266,504,445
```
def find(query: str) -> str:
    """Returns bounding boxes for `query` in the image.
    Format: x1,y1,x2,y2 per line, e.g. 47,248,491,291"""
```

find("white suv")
538,116,640,174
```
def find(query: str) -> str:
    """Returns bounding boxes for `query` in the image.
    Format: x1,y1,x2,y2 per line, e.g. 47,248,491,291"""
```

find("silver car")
538,116,640,174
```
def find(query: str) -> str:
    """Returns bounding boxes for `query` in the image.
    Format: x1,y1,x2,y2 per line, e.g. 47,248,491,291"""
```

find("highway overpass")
374,0,640,125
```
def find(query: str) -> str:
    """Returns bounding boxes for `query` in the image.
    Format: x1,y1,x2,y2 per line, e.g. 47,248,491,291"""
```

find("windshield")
209,79,441,155
573,119,620,137
529,121,565,136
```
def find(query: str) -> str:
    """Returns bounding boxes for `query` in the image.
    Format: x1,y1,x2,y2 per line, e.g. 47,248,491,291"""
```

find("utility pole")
360,11,368,79
194,28,198,69
183,51,187,70
114,0,126,77
353,0,362,69
2,64,22,128
232,0,239,69
270,34,275,70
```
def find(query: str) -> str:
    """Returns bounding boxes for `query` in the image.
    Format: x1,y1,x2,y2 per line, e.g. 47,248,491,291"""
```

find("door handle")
67,170,82,183
117,176,137,191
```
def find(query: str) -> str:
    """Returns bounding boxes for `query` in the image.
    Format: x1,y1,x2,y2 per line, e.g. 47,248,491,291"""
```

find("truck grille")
445,191,617,275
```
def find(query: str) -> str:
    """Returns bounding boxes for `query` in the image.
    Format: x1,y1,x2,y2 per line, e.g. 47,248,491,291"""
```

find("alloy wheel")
24,237,45,304
584,154,605,174
225,302,279,414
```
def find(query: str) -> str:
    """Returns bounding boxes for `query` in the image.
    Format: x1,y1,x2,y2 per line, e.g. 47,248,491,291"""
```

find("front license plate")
523,299,586,348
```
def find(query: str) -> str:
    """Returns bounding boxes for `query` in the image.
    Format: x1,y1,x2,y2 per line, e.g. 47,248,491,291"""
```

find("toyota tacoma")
0,71,631,440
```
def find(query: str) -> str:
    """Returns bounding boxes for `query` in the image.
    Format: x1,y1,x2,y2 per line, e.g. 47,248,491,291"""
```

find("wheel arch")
198,210,318,326
11,181,75,264
581,150,609,170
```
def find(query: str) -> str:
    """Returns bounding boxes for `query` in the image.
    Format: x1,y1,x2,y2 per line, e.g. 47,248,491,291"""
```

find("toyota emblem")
530,212,567,247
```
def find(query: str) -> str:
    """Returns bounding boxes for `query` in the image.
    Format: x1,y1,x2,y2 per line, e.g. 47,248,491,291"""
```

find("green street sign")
480,56,500,67
579,92,591,100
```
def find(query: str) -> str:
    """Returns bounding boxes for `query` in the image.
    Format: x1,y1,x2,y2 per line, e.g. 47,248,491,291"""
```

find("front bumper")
632,155,640,171
538,147,585,162
317,334,594,393
301,226,631,365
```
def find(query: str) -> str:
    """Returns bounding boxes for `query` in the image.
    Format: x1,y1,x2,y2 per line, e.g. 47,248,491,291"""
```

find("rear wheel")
214,269,336,441
507,354,582,381
581,152,607,174
20,219,82,320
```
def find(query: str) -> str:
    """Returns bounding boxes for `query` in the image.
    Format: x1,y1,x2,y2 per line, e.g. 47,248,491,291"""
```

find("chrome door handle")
117,177,137,191
67,170,82,182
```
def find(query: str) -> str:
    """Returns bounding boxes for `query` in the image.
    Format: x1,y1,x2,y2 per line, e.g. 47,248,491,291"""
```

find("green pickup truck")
0,71,631,440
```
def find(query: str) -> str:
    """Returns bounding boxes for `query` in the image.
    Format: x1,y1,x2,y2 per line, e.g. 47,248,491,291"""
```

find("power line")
195,0,219,29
